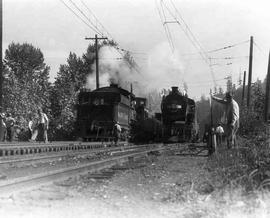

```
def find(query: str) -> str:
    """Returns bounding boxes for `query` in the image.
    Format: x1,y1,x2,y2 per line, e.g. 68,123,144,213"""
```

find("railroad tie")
26,148,30,154
19,149,24,155
6,150,11,156
10,150,15,156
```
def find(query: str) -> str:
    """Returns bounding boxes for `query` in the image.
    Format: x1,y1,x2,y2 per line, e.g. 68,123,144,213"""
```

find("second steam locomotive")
76,84,198,143
161,86,199,142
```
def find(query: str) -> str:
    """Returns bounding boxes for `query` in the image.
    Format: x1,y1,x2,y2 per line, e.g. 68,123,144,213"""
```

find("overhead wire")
180,41,250,56
68,0,103,35
59,0,102,35
253,40,268,57
80,0,114,39
156,0,175,52
161,0,217,87
61,0,143,74
207,40,249,53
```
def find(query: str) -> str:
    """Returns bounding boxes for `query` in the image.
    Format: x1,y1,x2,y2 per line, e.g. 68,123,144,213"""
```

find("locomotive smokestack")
110,83,118,88
171,86,179,93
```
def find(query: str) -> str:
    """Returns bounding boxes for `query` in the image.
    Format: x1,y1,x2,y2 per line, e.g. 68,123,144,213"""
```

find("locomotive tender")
161,86,199,142
76,84,162,143
76,84,135,141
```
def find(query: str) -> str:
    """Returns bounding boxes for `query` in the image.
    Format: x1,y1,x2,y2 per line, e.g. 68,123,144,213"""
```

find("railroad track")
0,143,168,197
0,141,127,157
0,144,152,165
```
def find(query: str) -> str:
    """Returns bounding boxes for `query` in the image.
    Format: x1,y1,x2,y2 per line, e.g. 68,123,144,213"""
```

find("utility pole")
264,50,270,122
0,0,3,141
241,71,246,106
247,36,253,108
85,34,107,89
209,89,214,155
0,0,2,112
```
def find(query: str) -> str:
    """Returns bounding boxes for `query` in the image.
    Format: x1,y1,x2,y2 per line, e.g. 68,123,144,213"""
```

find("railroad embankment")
0,140,269,218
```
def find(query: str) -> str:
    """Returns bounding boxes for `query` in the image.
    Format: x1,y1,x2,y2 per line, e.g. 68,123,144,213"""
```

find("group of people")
207,92,240,150
0,108,49,143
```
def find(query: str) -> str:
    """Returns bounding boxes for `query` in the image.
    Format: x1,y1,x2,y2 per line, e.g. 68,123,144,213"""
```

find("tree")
3,42,51,139
51,40,139,140
50,52,89,140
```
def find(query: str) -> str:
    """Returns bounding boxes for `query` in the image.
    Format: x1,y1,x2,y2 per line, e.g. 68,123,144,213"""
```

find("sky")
3,0,270,99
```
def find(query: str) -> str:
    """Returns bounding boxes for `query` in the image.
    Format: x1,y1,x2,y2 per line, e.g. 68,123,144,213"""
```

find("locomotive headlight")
168,104,182,109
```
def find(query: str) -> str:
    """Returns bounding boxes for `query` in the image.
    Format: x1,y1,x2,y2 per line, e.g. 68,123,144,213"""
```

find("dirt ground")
0,152,269,218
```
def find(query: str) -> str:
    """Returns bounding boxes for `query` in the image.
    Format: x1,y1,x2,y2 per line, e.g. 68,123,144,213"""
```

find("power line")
160,0,217,87
207,40,249,53
180,42,249,56
253,40,268,57
81,0,146,62
68,0,103,35
209,56,249,60
80,0,114,39
59,0,101,35
187,77,227,85
61,0,143,74
156,0,175,52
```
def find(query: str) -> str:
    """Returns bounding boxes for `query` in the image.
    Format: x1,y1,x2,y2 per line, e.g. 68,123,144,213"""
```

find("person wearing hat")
5,113,15,142
113,121,121,146
212,92,239,149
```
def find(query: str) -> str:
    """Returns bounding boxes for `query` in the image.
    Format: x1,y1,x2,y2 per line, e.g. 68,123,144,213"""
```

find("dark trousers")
7,126,14,142
38,123,47,143
217,134,222,146
28,128,32,140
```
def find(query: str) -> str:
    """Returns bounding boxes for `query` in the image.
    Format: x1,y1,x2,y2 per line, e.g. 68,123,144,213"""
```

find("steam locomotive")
76,84,135,141
76,84,198,143
161,86,199,142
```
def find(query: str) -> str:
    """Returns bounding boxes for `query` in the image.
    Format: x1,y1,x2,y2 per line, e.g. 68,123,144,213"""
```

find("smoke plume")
86,42,185,97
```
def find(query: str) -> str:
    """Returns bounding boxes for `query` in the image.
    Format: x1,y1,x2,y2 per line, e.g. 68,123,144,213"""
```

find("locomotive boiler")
161,86,198,142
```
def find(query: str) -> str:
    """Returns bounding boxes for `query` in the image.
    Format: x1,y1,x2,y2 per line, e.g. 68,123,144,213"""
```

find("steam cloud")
86,42,185,97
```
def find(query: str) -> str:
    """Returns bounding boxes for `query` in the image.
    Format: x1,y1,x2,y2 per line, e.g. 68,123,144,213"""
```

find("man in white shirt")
212,92,239,149
28,116,34,140
113,122,121,146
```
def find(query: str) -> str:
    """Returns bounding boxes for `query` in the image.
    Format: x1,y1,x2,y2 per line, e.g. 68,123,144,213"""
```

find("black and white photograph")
0,0,269,217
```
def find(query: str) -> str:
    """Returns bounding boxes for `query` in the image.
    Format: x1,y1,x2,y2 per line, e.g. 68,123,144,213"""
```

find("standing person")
5,113,15,142
215,123,224,146
37,108,49,143
28,116,34,141
212,92,239,149
113,121,121,146
0,113,7,142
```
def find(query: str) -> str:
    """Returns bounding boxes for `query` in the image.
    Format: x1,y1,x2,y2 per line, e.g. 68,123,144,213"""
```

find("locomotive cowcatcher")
76,84,135,141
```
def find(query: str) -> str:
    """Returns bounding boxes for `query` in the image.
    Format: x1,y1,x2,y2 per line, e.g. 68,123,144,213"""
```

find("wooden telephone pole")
241,71,246,106
85,34,107,89
247,36,253,108
264,50,270,122
0,0,2,112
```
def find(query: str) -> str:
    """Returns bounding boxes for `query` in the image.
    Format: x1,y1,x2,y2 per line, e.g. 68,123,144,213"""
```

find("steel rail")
0,144,153,165
0,145,166,196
